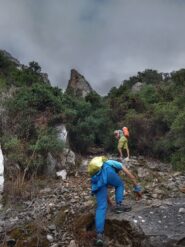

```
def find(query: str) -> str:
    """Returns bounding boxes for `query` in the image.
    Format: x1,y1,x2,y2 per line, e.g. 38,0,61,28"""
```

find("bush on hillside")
1,54,185,172
108,69,185,170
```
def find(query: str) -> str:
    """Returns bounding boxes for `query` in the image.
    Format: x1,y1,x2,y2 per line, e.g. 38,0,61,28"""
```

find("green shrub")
0,77,6,90
171,152,185,171
10,84,62,112
139,85,159,104
107,69,185,171
29,128,64,156
2,54,185,172
3,136,20,151
1,136,28,167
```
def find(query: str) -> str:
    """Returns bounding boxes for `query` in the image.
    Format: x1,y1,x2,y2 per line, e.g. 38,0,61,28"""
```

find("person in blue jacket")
90,158,142,246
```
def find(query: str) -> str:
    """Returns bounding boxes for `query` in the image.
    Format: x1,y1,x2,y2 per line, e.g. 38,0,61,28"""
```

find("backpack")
88,156,108,176
122,127,129,138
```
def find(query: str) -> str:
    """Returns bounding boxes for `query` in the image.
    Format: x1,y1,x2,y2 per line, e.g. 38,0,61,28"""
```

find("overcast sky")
0,0,185,94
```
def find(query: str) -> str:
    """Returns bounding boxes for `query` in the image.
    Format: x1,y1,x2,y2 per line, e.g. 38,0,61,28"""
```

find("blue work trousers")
95,166,124,233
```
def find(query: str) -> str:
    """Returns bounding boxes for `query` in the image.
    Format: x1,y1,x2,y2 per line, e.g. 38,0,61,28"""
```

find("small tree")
29,61,41,73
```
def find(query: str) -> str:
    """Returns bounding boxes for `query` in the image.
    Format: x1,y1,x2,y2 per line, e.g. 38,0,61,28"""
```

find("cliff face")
66,69,93,97
0,50,20,66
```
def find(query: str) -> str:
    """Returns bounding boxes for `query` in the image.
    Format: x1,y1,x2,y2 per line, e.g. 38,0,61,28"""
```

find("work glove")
133,185,142,201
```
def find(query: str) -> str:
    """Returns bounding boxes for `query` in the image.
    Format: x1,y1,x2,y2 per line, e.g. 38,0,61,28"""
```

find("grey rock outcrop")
0,50,20,67
66,69,93,97
132,81,144,93
46,148,76,177
46,153,58,177
106,198,185,247
55,124,68,144
59,148,76,173
45,124,73,177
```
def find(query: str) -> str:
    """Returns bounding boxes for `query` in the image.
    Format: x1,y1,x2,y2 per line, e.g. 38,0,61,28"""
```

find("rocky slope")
0,156,185,247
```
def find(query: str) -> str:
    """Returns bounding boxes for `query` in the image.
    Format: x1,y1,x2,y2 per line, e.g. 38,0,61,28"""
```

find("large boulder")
45,153,58,177
45,124,74,177
58,148,76,174
46,148,76,177
55,124,68,144
76,198,185,247
105,198,185,247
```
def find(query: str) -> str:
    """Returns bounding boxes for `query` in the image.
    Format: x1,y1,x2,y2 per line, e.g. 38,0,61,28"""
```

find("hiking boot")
111,204,132,214
96,233,104,246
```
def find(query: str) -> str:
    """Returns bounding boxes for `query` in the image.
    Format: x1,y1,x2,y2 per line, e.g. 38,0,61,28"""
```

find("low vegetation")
0,51,185,171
